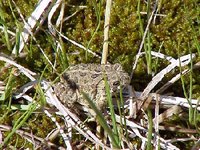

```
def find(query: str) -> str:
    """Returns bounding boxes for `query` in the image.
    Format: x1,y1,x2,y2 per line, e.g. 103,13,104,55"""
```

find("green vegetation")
0,0,200,149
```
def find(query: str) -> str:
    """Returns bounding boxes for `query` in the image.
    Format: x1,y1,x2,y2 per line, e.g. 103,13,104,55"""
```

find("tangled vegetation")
0,0,200,149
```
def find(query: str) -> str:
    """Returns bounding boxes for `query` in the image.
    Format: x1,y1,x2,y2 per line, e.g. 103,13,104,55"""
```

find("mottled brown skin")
54,63,130,116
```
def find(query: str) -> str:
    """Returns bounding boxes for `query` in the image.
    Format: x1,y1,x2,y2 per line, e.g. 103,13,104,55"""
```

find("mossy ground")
0,0,200,149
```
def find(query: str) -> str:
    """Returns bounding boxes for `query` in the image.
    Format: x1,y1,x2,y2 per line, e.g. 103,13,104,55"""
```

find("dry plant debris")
0,0,200,149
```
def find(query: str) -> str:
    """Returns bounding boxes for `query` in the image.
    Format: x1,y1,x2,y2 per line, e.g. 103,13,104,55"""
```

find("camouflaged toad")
54,63,130,115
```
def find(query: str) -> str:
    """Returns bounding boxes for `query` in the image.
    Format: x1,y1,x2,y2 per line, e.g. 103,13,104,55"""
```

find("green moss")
0,0,200,148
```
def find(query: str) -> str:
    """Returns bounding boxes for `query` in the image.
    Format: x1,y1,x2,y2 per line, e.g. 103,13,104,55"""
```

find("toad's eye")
113,81,120,86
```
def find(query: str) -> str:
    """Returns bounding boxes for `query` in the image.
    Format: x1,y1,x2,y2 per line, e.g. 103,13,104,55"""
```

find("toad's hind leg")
95,80,108,110
53,82,78,108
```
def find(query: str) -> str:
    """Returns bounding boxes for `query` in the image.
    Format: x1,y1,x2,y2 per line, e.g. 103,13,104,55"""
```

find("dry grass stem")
48,0,62,35
12,0,53,54
133,91,200,111
0,55,36,80
101,0,112,64
157,61,200,93
154,94,160,150
153,105,183,124
0,125,59,148
44,109,72,149
140,54,195,99
57,30,101,58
